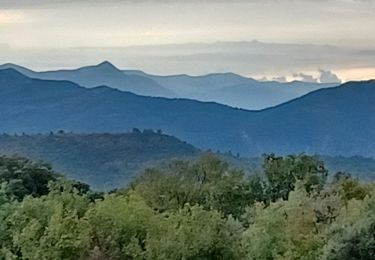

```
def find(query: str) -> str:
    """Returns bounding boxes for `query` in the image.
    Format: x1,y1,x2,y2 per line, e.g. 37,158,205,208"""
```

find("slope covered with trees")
0,131,198,190
1,132,375,191
0,154,374,259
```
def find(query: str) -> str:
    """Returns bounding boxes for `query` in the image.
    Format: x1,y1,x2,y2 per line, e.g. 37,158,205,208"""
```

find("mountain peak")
95,61,118,70
0,63,27,71
0,62,17,67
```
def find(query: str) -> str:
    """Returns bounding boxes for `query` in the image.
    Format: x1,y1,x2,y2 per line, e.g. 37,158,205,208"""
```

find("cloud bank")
0,0,374,81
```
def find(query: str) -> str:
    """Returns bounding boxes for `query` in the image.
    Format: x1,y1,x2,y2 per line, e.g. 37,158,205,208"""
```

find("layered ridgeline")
123,70,338,109
0,62,337,110
0,131,198,190
0,68,374,157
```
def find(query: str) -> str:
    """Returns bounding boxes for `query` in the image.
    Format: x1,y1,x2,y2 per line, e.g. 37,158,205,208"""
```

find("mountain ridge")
0,68,374,157
0,62,174,97
0,62,338,110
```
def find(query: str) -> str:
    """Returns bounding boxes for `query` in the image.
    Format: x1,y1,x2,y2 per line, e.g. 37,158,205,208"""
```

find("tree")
321,195,375,259
0,156,58,200
0,183,18,258
263,154,327,201
331,172,369,204
144,205,242,260
241,185,325,260
7,180,92,259
85,192,155,259
131,154,262,218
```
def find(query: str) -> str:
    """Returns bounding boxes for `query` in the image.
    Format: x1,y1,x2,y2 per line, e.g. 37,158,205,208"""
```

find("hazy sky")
1,0,375,81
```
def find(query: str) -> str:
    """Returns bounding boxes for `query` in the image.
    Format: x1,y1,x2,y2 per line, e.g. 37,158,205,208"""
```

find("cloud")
0,11,25,24
272,76,287,82
293,73,318,83
293,70,342,83
319,69,342,83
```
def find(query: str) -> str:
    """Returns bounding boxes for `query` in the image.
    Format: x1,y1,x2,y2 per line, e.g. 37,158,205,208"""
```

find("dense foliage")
0,153,374,259
0,156,58,200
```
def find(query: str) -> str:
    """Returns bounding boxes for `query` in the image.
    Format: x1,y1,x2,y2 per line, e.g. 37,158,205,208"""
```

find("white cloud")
319,69,342,83
293,73,318,83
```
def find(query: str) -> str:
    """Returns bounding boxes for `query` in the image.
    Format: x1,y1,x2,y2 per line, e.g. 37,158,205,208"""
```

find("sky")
0,0,375,81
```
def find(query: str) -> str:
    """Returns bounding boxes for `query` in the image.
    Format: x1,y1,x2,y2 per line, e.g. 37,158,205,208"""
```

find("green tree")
241,184,325,260
331,172,370,204
7,180,92,259
263,154,327,201
320,187,375,259
0,183,18,258
85,192,155,259
0,156,58,200
131,154,263,218
145,205,242,260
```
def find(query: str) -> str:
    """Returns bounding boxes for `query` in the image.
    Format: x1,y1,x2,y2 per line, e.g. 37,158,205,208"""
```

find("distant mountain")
0,68,374,157
123,71,257,95
0,132,199,190
0,62,174,97
123,70,338,110
0,62,337,110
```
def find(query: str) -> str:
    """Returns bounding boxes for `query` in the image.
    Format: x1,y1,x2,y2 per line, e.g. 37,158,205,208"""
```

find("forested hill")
1,131,375,190
0,131,198,190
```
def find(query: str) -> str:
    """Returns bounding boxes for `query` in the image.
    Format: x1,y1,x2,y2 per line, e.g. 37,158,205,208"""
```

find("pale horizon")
1,0,375,81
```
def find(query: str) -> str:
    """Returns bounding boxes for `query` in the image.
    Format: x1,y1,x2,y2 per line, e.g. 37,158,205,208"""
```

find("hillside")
1,130,374,191
252,80,375,156
0,68,375,157
0,131,199,190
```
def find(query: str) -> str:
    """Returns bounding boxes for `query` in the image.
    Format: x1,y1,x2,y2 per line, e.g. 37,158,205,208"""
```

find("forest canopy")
0,153,374,259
